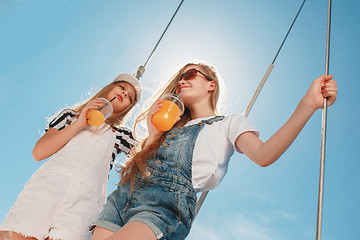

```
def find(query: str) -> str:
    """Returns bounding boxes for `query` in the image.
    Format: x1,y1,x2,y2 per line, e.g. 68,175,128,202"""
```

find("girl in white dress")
0,73,141,240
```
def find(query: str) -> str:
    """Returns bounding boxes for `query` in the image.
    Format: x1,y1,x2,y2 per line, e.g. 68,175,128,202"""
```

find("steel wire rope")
133,0,185,80
195,0,307,218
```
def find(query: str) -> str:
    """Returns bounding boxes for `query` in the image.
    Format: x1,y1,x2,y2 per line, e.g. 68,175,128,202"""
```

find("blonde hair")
72,81,136,127
120,62,221,189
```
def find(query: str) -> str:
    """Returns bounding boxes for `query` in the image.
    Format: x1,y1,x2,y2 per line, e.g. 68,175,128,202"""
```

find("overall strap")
198,116,224,125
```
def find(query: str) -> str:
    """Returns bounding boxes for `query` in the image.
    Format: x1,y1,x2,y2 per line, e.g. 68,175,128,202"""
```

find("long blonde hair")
120,62,221,189
73,81,136,127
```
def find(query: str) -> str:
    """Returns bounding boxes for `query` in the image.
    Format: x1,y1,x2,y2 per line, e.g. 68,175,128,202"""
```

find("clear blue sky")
1,0,359,239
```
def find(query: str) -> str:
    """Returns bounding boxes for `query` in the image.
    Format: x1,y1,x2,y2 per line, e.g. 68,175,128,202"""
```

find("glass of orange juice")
152,93,184,131
86,98,113,127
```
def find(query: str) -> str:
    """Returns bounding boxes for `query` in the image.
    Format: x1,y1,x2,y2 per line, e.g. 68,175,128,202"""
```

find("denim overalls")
91,116,224,240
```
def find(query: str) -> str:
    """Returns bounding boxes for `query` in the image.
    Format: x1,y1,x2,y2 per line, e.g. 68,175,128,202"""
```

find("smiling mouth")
180,86,189,91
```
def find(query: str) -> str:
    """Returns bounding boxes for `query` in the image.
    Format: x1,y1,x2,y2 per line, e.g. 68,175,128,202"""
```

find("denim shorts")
90,170,197,240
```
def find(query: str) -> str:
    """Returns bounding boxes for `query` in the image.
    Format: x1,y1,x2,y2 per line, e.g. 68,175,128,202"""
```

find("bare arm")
32,99,104,161
236,75,337,167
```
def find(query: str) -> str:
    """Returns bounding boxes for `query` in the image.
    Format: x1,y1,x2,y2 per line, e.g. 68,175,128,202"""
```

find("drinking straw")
98,96,116,111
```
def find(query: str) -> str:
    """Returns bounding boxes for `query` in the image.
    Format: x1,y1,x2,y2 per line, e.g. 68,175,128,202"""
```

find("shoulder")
51,108,77,120
224,113,247,121
223,114,255,126
59,108,77,117
46,108,77,131
113,126,137,143
219,114,259,137
112,125,137,151
212,114,250,127
113,126,134,137
50,108,77,123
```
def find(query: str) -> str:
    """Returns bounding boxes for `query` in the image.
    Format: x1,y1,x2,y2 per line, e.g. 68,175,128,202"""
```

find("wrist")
299,96,318,114
72,119,88,131
145,133,163,147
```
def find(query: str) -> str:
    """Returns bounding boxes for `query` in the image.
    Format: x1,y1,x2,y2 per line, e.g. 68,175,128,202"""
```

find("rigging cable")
134,0,185,80
316,0,332,239
195,0,307,218
243,0,307,117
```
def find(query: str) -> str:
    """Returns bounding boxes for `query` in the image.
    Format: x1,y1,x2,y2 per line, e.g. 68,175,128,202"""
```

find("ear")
208,80,217,92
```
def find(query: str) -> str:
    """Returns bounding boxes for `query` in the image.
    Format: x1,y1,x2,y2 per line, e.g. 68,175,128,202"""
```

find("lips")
116,94,123,102
179,86,190,91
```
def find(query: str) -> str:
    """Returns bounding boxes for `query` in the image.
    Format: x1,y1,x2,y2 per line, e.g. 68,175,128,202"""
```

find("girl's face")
175,65,216,107
106,81,136,113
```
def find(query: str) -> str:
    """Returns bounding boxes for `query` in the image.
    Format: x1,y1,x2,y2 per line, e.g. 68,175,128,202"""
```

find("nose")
178,78,186,86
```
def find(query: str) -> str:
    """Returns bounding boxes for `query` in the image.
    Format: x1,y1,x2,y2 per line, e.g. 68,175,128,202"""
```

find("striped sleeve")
112,126,137,159
45,109,76,132
109,126,137,172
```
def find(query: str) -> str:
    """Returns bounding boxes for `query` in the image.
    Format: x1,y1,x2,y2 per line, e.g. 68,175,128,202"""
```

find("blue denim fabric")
90,116,224,240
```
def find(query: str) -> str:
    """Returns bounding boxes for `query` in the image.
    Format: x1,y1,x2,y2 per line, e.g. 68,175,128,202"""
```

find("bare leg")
91,226,114,240
10,232,38,240
106,222,156,240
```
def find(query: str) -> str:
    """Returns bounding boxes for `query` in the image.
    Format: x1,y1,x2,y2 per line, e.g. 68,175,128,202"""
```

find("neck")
188,101,216,120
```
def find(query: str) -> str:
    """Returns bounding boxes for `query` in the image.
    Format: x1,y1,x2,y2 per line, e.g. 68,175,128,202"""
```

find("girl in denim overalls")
0,74,141,240
90,62,337,240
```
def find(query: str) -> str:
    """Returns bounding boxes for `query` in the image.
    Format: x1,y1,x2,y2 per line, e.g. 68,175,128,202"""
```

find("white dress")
0,109,135,240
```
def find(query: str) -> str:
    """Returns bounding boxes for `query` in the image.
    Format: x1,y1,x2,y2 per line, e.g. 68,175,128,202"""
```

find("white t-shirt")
184,114,259,192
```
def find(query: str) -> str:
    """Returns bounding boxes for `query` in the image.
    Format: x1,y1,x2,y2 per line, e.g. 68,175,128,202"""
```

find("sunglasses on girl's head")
181,68,212,81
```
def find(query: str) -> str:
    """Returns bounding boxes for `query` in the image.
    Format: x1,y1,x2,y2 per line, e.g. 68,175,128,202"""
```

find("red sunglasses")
180,68,212,81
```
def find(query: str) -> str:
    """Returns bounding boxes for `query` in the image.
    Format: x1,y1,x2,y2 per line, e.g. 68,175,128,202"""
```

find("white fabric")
184,114,259,192
0,125,124,240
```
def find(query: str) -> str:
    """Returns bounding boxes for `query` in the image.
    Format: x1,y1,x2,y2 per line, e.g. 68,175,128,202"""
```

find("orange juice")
152,100,181,131
87,109,105,127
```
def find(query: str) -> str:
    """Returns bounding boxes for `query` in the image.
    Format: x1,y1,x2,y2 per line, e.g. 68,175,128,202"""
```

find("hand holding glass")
152,93,184,131
86,98,113,127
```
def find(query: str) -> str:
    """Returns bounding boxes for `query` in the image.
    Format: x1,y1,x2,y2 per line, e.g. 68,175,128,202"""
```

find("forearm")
252,97,317,166
32,122,84,161
237,75,336,167
240,95,317,167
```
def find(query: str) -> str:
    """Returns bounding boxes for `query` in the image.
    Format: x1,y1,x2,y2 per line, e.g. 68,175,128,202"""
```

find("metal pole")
316,0,331,239
243,64,274,117
194,191,208,218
